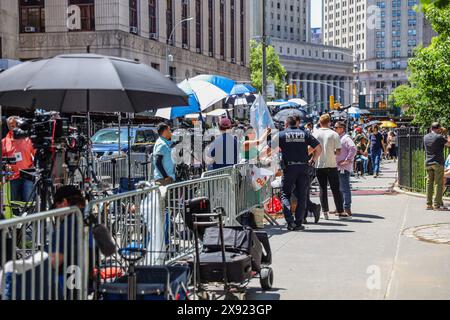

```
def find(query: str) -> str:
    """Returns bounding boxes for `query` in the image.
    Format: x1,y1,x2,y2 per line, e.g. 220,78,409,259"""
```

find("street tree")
420,0,449,9
249,40,287,97
391,4,450,128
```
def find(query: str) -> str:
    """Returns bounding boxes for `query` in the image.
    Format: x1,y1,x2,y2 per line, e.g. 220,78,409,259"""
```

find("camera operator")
1,116,36,202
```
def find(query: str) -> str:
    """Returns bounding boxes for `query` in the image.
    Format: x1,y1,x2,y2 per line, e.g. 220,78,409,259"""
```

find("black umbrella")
0,54,188,112
0,54,188,194
274,108,310,123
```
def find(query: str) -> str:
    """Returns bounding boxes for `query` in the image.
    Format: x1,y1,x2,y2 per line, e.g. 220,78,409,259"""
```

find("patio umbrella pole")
127,114,132,191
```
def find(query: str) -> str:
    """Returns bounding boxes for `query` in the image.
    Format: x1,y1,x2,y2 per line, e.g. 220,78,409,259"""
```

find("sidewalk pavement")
247,160,450,300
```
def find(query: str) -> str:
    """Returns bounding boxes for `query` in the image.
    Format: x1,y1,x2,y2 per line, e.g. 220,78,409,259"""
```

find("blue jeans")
10,178,34,202
359,155,369,174
339,171,352,210
371,151,382,175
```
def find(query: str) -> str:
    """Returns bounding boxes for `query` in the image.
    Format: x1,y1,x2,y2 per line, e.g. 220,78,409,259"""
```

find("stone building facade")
322,0,436,107
1,0,250,82
275,39,354,110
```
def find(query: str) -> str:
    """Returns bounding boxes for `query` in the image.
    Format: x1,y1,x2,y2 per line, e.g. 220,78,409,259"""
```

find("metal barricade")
202,164,273,219
93,155,153,189
0,207,86,300
233,164,273,217
84,187,164,287
163,175,237,264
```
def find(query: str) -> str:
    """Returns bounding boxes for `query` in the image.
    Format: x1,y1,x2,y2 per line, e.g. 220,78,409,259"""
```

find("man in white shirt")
313,114,344,219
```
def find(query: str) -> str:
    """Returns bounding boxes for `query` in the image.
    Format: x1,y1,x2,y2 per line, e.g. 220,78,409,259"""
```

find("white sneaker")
323,212,329,220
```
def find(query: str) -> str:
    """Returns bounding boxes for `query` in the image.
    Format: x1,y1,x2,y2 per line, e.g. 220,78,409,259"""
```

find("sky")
311,1,322,28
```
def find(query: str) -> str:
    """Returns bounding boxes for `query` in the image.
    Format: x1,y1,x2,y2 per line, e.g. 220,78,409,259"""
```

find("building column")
46,0,68,33
235,0,241,65
214,0,221,60
308,74,314,104
287,72,293,99
158,0,167,43
340,77,346,106
292,72,298,98
225,0,232,62
189,0,196,51
139,0,149,38
313,74,319,106
173,0,182,47
202,0,209,56
327,75,333,110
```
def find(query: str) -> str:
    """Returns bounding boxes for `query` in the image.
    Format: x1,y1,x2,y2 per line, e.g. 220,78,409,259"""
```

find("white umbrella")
205,109,228,117
289,98,308,107
178,75,235,111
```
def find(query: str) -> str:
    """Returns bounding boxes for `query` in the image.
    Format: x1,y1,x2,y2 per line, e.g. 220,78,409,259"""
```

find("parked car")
91,126,158,159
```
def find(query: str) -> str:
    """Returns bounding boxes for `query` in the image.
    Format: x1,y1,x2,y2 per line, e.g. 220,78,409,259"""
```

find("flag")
250,95,275,138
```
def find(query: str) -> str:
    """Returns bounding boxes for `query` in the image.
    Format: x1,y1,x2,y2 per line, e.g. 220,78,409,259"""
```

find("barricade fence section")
163,175,237,264
202,164,274,218
0,166,273,300
84,187,164,288
0,207,85,300
397,127,449,195
93,154,153,189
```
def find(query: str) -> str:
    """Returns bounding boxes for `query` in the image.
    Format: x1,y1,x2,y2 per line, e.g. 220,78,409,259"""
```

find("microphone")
92,224,117,257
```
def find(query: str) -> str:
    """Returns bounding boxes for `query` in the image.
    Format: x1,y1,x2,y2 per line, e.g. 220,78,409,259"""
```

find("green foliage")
420,0,450,9
391,5,450,129
389,85,420,110
249,40,287,97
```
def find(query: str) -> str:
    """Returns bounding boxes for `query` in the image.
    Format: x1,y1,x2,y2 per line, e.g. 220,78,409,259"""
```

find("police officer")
278,116,322,231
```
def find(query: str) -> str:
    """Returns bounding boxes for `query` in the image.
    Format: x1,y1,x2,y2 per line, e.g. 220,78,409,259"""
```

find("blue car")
91,127,158,159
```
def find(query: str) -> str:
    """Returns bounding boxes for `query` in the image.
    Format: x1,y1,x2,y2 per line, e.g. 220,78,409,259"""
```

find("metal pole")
262,0,267,99
166,18,193,78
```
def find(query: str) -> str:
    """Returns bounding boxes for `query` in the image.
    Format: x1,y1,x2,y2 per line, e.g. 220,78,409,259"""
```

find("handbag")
306,161,317,179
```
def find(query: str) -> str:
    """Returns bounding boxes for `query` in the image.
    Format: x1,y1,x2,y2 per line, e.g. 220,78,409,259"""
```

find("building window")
181,0,189,48
169,66,176,82
230,0,235,62
166,0,174,44
149,0,157,37
151,63,160,71
208,0,214,56
20,0,45,33
220,0,225,59
240,0,245,64
68,0,95,31
129,0,138,33
195,0,202,52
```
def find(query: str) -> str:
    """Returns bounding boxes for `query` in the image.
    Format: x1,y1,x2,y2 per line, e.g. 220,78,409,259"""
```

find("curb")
393,184,450,202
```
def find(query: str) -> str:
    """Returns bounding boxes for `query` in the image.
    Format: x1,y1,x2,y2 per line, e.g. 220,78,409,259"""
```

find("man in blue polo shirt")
153,123,176,186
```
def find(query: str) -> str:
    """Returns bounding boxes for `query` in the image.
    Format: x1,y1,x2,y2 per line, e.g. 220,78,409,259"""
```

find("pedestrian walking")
368,125,386,178
278,117,322,231
334,121,357,217
313,114,344,220
387,131,398,161
296,116,321,224
423,122,450,211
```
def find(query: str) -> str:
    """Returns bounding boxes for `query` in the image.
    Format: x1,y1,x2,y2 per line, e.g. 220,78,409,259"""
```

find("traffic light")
329,95,335,110
293,84,297,96
285,84,293,96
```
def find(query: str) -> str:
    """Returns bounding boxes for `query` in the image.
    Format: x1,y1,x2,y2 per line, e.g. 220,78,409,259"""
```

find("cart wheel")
260,267,274,290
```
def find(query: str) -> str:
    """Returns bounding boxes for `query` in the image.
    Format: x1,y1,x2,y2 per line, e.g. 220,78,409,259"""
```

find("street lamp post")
166,17,194,78
262,0,268,99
